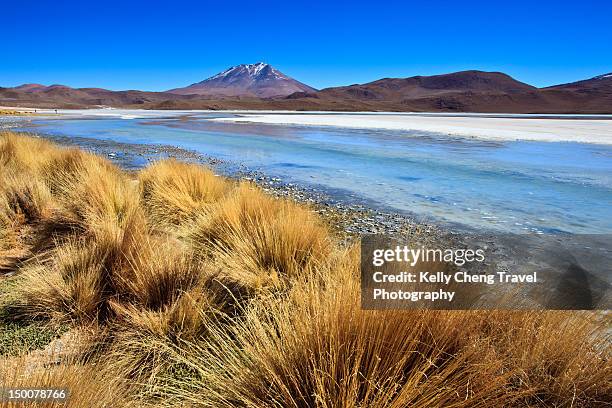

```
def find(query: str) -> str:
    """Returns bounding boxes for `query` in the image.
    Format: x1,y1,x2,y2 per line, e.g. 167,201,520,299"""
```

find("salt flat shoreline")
3,107,612,145
210,112,612,145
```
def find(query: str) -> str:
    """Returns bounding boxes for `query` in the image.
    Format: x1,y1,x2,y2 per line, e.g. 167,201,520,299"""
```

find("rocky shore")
47,133,444,242
1,117,451,244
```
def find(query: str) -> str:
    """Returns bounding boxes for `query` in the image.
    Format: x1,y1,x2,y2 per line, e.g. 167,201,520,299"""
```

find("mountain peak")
167,63,316,98
206,62,278,82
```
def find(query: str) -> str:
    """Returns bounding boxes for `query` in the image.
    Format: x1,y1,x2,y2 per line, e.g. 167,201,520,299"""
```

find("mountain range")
1,63,611,113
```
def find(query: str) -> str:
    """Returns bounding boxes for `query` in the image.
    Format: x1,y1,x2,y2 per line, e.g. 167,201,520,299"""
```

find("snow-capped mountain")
167,62,316,98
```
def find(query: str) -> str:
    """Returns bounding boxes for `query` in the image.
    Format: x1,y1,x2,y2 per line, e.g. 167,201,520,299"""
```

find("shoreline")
0,114,452,240
16,131,447,243
210,112,612,145
4,107,612,144
4,112,612,235
4,112,612,234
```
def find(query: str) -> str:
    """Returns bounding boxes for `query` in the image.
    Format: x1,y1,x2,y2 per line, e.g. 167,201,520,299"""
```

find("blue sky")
2,0,611,91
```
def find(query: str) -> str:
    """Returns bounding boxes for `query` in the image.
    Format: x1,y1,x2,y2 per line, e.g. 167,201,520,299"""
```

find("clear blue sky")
2,0,611,91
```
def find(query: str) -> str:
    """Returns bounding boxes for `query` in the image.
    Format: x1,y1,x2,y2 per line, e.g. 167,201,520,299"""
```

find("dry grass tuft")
139,159,230,229
0,132,57,174
189,183,333,296
0,172,51,225
44,152,141,237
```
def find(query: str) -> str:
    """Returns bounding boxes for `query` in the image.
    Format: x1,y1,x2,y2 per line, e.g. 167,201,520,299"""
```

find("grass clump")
139,159,229,229
189,182,333,297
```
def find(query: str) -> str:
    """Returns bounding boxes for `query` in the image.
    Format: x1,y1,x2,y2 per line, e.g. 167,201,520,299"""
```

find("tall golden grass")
139,159,230,229
0,132,610,407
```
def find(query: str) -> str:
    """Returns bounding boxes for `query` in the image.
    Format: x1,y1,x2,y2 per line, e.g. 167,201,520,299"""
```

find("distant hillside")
537,73,612,113
281,70,612,113
0,84,185,109
545,73,612,92
167,63,316,98
320,71,536,100
304,71,545,113
2,69,612,113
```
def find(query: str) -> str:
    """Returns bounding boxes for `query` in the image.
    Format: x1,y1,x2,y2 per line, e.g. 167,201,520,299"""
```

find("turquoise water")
16,114,612,234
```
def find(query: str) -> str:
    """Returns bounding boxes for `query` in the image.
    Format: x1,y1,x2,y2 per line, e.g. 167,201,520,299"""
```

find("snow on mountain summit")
167,63,316,98
206,63,283,82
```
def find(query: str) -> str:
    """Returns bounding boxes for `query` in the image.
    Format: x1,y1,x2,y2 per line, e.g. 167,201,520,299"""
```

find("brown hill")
545,73,612,92
307,71,548,113
0,84,186,109
321,71,536,100
11,83,48,92
537,73,612,113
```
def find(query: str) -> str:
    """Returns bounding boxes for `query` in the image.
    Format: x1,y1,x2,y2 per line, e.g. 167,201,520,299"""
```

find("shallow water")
14,113,612,234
